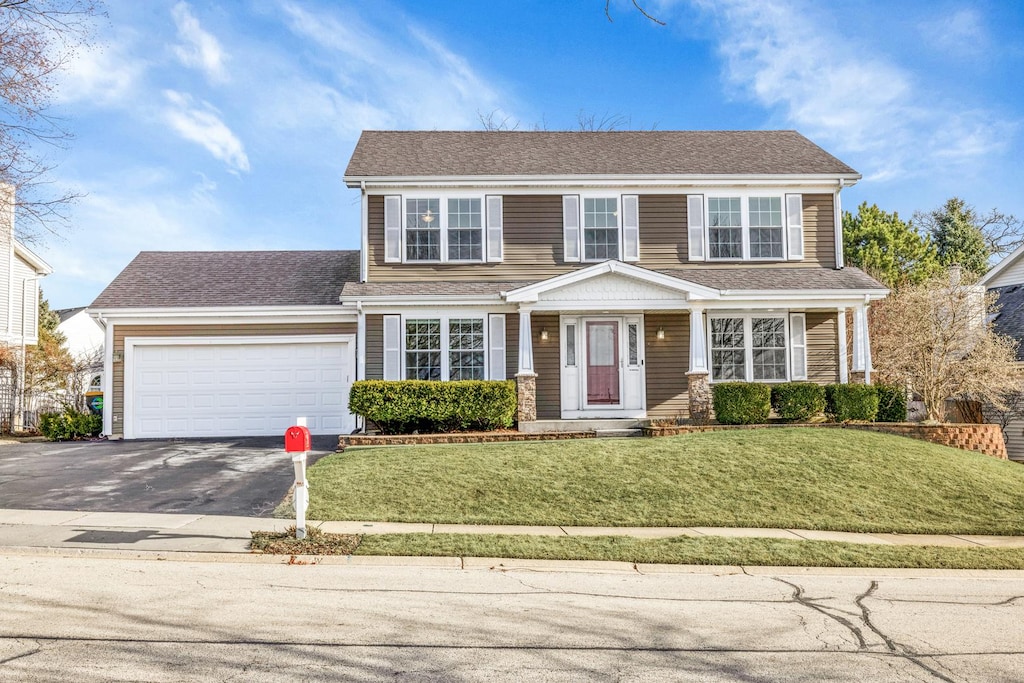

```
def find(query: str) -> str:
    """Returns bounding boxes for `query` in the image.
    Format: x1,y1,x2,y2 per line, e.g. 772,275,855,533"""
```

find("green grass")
356,533,1024,570
291,428,1024,535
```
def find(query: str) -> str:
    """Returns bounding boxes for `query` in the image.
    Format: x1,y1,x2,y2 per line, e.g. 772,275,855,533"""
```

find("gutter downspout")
360,181,368,283
834,179,846,270
93,311,114,438
355,300,365,433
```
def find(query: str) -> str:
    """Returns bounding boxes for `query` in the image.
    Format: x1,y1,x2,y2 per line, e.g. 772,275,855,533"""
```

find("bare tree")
871,270,1022,421
604,0,665,25
0,0,102,241
913,201,1024,258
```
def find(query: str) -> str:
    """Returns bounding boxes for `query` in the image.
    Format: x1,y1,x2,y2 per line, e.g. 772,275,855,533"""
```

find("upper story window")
697,193,801,262
401,196,485,263
583,197,619,261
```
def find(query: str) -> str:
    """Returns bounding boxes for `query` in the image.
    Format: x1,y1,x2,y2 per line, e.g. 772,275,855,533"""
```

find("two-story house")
90,130,887,440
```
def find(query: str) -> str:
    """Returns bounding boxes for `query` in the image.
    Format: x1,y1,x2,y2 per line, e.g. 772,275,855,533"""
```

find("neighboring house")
0,192,52,349
980,245,1024,462
56,307,104,359
90,130,889,440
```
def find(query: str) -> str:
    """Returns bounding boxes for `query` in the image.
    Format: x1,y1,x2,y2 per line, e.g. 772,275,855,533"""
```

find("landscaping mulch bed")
251,526,362,555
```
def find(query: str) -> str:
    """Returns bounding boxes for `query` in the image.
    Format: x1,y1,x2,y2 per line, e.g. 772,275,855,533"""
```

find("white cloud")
279,2,513,130
55,38,145,106
171,2,228,83
163,90,250,172
688,0,1014,181
919,8,986,57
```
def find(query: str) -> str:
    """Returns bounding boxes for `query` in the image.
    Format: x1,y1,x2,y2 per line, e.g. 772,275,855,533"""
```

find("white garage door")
126,337,353,439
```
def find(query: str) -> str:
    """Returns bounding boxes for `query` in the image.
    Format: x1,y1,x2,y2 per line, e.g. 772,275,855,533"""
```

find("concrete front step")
519,419,641,434
595,429,643,438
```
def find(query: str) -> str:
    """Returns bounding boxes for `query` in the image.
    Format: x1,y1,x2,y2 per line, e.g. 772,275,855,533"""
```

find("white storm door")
623,317,645,411
126,336,353,439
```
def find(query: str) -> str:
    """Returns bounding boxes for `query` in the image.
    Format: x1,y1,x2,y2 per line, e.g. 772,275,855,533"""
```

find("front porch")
506,261,879,428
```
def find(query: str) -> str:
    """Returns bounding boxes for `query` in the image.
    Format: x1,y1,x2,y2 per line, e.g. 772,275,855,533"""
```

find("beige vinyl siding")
644,313,690,418
367,193,838,280
110,323,356,436
805,311,840,384
504,313,519,380
532,313,560,419
802,194,836,269
365,314,383,380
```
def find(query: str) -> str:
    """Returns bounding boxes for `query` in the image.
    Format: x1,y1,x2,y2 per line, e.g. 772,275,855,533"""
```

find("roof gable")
505,261,720,304
345,130,859,181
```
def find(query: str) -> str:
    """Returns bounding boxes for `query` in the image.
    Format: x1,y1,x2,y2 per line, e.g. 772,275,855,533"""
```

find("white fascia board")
345,295,506,307
345,173,862,190
980,243,1024,286
14,241,52,275
504,260,721,303
717,288,889,301
91,305,358,325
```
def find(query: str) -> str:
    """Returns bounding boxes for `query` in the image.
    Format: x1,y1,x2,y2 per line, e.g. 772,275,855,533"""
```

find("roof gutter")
344,172,863,190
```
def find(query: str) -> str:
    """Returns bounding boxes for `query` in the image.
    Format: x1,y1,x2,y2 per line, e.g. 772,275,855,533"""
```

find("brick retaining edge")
641,422,1008,459
339,431,597,449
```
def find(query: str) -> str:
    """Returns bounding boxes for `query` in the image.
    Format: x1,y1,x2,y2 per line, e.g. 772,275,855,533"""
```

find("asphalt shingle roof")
339,267,885,300
990,284,1024,361
344,130,859,180
91,251,360,308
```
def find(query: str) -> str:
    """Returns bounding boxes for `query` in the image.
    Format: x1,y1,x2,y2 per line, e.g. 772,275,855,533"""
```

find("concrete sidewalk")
0,508,1023,555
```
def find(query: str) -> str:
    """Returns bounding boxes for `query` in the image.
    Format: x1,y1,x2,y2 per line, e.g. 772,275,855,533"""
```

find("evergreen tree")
921,197,991,278
843,202,941,288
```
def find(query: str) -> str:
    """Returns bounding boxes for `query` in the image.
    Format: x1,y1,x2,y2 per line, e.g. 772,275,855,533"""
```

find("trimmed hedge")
348,380,517,435
875,384,908,423
39,409,102,441
770,382,826,421
825,384,879,422
712,382,771,425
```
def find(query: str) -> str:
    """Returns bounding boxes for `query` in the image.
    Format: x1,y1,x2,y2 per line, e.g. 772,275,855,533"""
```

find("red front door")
587,321,620,405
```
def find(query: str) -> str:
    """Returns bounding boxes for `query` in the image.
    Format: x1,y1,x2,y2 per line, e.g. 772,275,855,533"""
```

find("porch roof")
341,266,886,301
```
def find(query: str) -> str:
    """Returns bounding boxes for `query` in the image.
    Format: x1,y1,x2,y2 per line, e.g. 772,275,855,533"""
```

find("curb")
4,545,1024,578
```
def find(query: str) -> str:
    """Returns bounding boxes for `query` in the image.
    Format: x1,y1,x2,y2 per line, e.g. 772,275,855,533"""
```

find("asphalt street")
1,554,1022,681
0,437,337,516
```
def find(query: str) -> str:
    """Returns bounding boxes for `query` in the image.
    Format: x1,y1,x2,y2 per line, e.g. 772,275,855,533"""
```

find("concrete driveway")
0,436,338,517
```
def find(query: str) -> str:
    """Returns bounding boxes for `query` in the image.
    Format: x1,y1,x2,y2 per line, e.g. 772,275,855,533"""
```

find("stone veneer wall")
641,422,1008,459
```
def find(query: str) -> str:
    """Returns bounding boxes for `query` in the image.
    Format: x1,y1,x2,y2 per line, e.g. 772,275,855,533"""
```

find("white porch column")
837,307,849,384
688,306,708,374
686,306,711,424
517,308,534,374
851,304,872,384
516,308,537,423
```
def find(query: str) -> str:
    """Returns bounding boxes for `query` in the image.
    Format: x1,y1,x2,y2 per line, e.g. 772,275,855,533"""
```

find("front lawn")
292,428,1024,535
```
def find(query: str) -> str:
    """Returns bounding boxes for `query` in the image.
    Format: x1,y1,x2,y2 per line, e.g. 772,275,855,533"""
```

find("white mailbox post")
284,418,312,540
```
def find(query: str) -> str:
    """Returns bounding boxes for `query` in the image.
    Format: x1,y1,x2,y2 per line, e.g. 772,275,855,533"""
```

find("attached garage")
125,336,354,438
89,250,362,440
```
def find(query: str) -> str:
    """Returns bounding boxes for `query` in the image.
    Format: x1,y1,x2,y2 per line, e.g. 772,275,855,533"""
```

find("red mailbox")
285,425,311,453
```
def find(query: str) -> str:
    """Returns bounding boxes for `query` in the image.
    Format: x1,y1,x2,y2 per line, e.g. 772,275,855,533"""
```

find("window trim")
704,191,788,263
707,313,791,383
580,195,621,263
401,192,487,264
400,313,491,381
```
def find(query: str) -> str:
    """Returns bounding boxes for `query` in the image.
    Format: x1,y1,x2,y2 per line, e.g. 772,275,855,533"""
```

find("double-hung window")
709,315,788,382
404,316,486,381
706,195,787,261
583,197,619,261
403,197,484,263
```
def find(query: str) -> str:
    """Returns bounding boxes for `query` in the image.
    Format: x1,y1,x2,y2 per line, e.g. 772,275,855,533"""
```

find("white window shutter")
383,195,402,263
687,195,705,261
786,194,804,261
790,313,807,380
563,195,580,262
488,314,506,380
621,194,639,261
486,195,503,262
383,315,402,380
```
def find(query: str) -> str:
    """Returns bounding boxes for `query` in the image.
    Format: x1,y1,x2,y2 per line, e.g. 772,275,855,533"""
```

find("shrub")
712,382,771,425
39,408,102,441
348,380,517,435
770,382,826,421
825,384,879,422
875,384,908,423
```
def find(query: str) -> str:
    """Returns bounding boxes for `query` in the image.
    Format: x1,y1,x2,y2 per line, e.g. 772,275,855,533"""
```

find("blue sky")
35,0,1024,308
